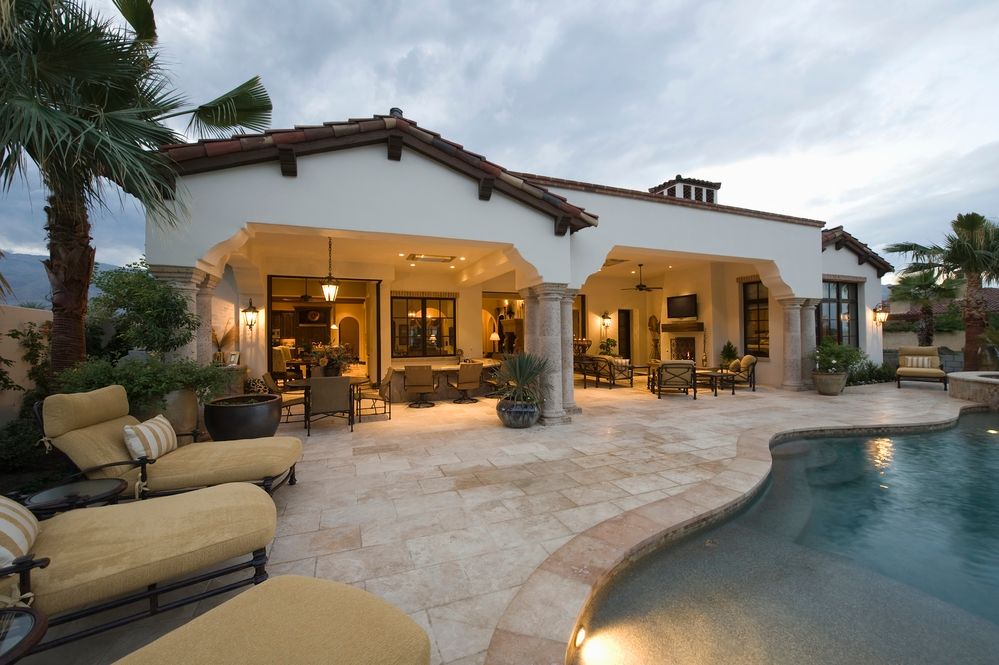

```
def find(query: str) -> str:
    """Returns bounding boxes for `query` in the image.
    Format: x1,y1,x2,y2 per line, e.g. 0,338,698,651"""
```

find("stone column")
534,283,568,425
520,287,539,355
779,298,806,391
148,265,206,361
196,273,221,366
561,289,580,414
800,299,818,388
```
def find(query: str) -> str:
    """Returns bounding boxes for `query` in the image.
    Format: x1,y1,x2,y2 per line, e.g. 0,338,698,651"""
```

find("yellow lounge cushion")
144,437,302,493
896,367,947,379
113,575,430,665
30,483,275,616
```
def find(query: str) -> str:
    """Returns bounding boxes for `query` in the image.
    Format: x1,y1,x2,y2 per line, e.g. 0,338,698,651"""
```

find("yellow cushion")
29,483,275,616
113,575,430,665
43,385,130,438
123,414,178,460
896,367,946,379
144,437,302,492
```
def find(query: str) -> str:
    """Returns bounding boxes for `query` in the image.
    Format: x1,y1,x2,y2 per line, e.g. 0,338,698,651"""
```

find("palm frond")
113,0,156,44
179,76,273,138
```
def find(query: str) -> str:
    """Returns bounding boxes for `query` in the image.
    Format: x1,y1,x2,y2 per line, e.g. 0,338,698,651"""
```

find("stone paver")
26,381,971,665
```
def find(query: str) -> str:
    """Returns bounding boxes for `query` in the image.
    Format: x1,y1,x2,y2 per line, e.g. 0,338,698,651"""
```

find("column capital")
777,297,808,309
148,264,207,288
560,288,578,303
199,273,222,291
532,282,568,299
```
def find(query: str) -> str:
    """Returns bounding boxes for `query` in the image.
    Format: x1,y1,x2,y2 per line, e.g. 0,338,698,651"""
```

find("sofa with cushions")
896,346,948,389
578,354,634,388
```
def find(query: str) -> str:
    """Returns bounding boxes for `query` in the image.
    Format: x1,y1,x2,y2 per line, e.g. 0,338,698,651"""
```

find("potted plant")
598,337,618,356
494,353,550,428
720,341,739,368
314,344,355,376
811,339,865,395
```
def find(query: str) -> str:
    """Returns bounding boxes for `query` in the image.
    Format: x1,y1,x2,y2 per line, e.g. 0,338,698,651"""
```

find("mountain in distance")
1,252,117,306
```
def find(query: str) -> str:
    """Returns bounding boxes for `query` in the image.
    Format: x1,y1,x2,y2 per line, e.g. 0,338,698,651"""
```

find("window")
817,281,859,347
743,281,769,358
391,297,456,357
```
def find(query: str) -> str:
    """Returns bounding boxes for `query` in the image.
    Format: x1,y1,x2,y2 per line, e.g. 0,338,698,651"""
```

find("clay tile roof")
821,226,894,277
513,172,826,229
890,287,999,318
159,113,597,231
648,174,722,193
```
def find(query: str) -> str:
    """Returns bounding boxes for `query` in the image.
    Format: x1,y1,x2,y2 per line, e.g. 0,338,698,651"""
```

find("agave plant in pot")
494,352,550,428
811,338,865,395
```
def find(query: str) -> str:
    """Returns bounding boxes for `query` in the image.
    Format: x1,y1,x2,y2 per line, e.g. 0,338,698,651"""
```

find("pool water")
571,411,999,664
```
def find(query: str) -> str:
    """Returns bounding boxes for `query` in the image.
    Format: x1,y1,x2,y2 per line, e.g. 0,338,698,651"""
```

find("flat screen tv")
666,294,697,319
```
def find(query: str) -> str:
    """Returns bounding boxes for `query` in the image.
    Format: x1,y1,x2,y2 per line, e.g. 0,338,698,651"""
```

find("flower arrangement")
314,344,355,373
811,338,864,374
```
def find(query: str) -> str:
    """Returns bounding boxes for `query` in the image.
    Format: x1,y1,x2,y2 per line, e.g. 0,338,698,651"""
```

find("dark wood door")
617,309,632,360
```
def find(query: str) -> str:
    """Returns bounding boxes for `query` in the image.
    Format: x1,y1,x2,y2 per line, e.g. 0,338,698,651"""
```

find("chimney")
648,174,721,204
389,107,404,118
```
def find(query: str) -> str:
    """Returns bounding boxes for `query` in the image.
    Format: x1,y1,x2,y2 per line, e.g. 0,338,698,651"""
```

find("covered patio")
27,381,970,665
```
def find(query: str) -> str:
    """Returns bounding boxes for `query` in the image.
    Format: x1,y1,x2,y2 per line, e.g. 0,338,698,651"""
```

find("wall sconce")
600,311,612,327
241,298,259,331
873,302,890,326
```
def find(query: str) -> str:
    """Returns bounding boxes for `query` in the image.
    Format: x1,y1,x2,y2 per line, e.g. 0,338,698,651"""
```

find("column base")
539,414,572,425
780,383,808,391
563,405,582,415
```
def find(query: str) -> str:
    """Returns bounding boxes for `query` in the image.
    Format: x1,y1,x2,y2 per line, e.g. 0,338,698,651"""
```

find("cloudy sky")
3,0,998,274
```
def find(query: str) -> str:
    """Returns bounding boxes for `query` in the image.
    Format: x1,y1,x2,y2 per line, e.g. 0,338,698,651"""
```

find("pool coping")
483,402,987,665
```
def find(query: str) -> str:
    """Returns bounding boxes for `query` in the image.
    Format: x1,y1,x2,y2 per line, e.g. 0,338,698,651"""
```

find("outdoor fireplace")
670,337,695,360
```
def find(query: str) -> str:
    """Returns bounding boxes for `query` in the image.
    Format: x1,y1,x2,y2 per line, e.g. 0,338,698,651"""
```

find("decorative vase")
321,364,342,377
812,372,848,396
203,393,282,441
496,399,541,428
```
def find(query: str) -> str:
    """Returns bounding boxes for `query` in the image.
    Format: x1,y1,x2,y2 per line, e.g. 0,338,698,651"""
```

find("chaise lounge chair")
40,385,302,498
112,575,430,665
0,483,275,652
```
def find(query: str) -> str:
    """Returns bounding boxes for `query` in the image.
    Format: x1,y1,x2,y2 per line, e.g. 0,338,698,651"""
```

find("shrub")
720,341,738,364
847,359,895,386
811,338,865,374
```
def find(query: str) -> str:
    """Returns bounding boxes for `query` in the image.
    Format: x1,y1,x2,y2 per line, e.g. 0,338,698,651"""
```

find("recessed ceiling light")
409,263,416,267
449,265,455,269
398,253,405,257
668,265,673,269
459,256,466,261
406,253,455,263
631,270,636,274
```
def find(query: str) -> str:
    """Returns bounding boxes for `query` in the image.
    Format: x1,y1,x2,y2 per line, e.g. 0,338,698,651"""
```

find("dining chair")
307,376,353,434
404,365,436,408
447,362,482,404
263,372,305,422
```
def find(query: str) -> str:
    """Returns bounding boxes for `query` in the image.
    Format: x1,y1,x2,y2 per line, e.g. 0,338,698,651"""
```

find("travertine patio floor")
28,379,970,665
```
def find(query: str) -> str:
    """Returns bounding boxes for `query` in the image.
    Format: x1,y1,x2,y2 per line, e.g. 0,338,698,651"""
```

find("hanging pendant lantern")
322,237,339,302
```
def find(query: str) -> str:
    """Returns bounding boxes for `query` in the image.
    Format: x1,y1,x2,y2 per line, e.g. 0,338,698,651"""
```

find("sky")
2,0,998,276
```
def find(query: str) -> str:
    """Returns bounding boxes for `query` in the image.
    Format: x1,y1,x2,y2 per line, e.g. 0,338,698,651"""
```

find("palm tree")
887,212,999,370
889,271,961,346
1,0,271,373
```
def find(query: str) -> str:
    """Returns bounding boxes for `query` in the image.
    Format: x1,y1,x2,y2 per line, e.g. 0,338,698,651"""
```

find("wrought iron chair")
307,376,354,434
263,372,305,422
729,355,758,391
656,360,697,399
356,383,392,422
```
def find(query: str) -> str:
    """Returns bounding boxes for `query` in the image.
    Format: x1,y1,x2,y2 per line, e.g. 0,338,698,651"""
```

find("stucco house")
145,109,892,423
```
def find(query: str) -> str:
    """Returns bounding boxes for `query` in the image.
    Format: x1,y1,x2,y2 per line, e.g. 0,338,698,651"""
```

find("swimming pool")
569,411,999,664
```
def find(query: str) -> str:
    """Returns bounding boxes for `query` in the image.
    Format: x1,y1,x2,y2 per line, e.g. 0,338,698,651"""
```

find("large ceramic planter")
812,371,848,396
204,393,282,441
320,364,343,377
496,399,540,428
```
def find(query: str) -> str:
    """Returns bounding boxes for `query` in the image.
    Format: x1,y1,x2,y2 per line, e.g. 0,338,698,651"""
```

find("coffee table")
700,369,736,397
0,607,47,665
24,478,128,518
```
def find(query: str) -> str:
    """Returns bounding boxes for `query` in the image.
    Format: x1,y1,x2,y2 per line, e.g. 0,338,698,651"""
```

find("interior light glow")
398,253,405,257
987,429,998,434
574,627,586,647
459,256,466,261
579,633,622,663
668,265,673,269
449,265,455,269
410,263,416,267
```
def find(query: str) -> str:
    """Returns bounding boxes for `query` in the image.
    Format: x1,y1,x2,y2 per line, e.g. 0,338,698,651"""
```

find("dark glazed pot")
321,364,342,377
204,393,282,441
496,399,540,428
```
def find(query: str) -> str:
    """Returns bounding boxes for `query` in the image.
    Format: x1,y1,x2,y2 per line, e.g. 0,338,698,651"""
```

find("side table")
0,607,47,665
24,478,128,519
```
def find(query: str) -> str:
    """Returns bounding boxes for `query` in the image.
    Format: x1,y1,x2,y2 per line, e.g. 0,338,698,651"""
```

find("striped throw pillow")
905,356,931,368
1,496,39,567
123,414,178,460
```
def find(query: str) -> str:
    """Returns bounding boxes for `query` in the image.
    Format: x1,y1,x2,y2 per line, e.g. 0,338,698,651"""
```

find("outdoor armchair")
896,346,948,389
729,354,758,391
263,371,306,422
404,365,436,408
41,385,302,498
307,376,354,434
656,360,697,399
0,483,275,653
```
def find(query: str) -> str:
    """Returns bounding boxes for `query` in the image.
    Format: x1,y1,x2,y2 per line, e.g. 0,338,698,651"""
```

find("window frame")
742,281,770,358
391,296,457,358
817,281,860,347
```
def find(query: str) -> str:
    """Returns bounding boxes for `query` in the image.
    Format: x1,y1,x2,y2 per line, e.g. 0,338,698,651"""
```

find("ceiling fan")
621,264,662,292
